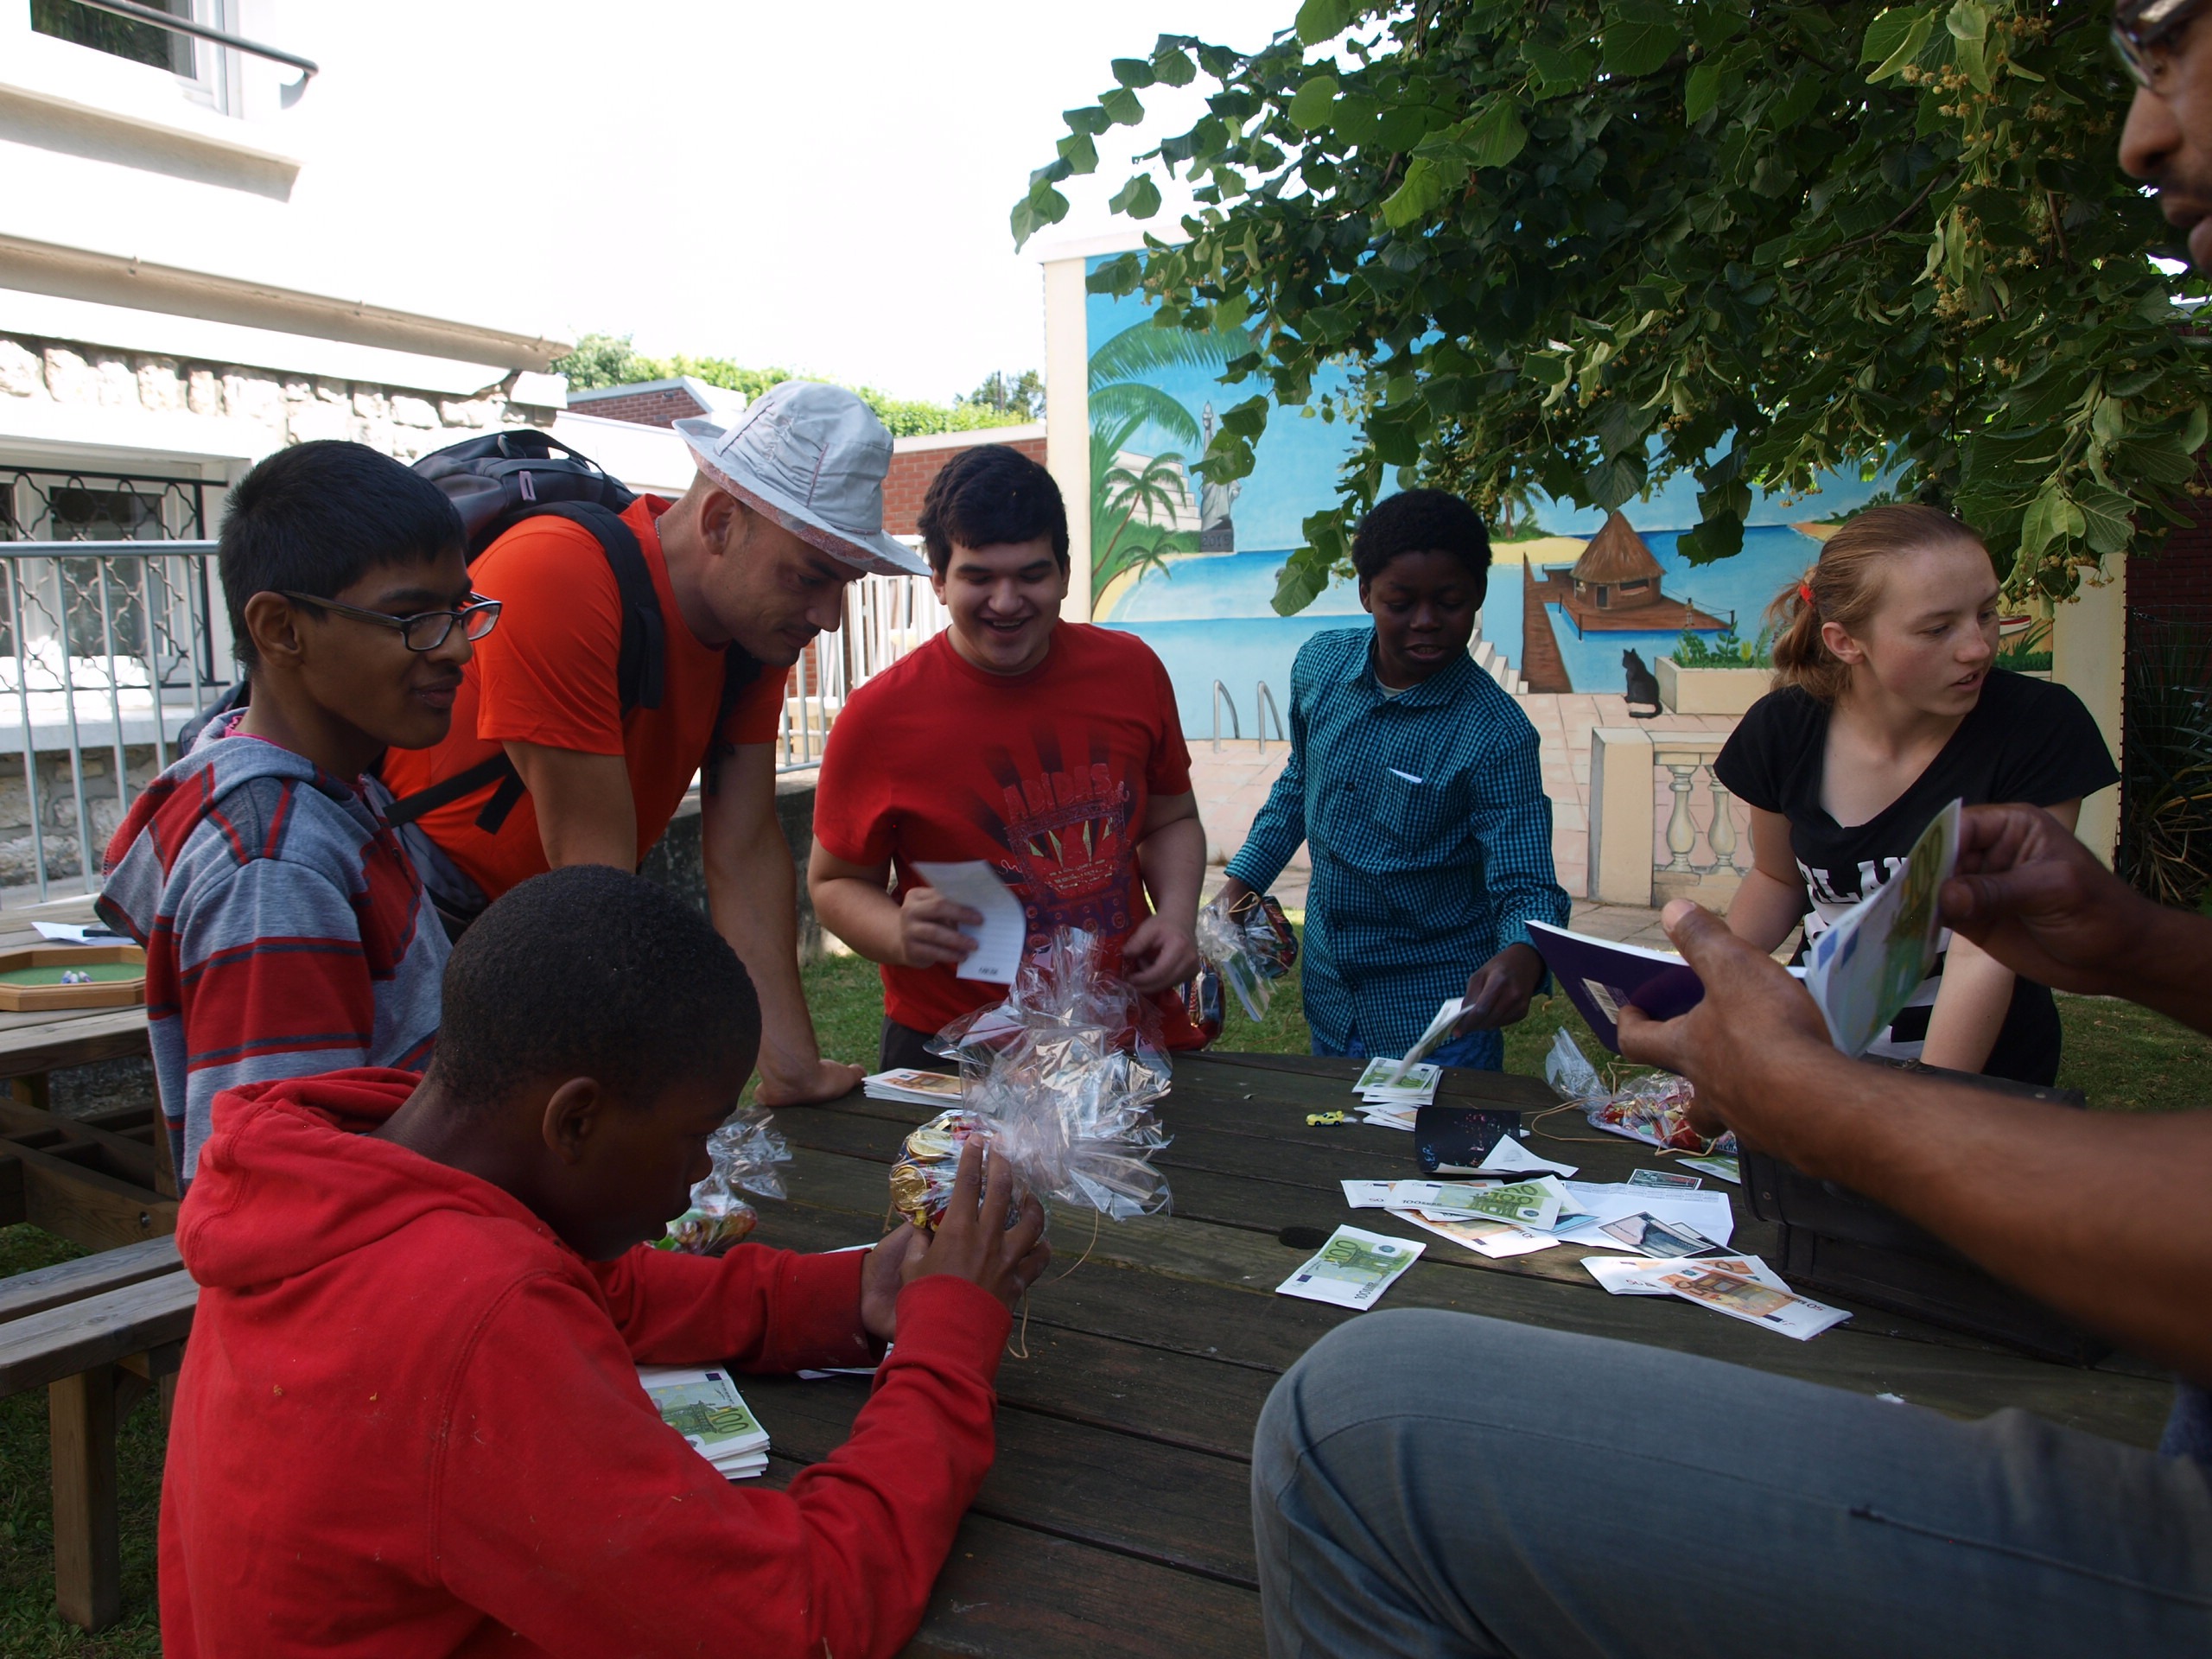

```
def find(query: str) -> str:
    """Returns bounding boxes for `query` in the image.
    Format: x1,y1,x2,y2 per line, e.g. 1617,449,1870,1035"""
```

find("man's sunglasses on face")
278,591,503,652
2115,0,2207,90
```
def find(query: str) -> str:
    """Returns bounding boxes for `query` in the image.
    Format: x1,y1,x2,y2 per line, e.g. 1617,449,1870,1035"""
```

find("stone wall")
637,773,828,966
0,331,556,463
0,744,160,884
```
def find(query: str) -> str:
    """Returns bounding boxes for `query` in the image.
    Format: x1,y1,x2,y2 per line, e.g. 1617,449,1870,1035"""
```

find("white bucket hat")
674,381,929,577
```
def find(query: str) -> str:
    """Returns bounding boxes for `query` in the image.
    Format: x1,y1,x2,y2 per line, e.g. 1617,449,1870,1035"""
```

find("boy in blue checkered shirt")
1217,491,1568,1070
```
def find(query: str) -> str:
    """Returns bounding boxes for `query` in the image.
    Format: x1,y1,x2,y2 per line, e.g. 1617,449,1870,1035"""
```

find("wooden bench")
0,1236,195,1631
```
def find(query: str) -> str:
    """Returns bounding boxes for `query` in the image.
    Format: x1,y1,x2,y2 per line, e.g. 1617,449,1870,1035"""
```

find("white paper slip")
1628,1167,1701,1191
1358,1107,1419,1131
1680,1155,1741,1185
1341,1179,1398,1209
639,1365,771,1476
1276,1224,1425,1309
1802,798,1961,1058
1379,999,1466,1086
1396,1208,1558,1259
1478,1138,1579,1179
1581,1254,1783,1296
32,920,125,944
1651,1262,1852,1340
910,861,1025,984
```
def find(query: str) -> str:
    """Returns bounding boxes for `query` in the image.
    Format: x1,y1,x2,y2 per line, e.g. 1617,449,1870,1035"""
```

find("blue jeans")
1253,1311,2212,1658
1314,1027,1503,1072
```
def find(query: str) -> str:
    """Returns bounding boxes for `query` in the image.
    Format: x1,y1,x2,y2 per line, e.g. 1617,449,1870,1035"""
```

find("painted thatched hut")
1569,512,1664,612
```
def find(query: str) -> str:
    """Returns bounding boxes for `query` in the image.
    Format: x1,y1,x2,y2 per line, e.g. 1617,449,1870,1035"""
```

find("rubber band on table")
1007,1207,1103,1360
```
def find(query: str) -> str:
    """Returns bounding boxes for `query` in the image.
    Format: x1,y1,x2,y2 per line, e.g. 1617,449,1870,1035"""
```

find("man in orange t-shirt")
384,383,931,1105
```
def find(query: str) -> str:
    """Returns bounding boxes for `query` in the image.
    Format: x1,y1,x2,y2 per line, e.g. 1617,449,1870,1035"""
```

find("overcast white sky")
276,0,1290,400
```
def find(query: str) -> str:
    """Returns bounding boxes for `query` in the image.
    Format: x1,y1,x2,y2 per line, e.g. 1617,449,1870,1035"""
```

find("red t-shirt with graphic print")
811,623,1201,1047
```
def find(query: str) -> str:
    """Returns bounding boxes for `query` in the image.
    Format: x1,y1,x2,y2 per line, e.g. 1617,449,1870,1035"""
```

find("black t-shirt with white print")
1713,671,2119,1084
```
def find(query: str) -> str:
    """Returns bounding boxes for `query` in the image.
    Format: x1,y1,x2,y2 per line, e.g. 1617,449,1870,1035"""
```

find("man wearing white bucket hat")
384,381,927,1105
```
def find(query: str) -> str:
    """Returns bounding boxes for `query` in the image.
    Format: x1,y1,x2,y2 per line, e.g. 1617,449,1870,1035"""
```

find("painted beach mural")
1083,255,1910,730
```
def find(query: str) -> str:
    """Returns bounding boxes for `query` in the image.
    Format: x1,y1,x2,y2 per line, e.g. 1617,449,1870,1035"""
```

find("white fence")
774,570,949,772
1586,728,1751,907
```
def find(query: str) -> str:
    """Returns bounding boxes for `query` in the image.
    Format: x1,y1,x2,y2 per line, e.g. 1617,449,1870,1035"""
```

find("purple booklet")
1524,921,1705,1052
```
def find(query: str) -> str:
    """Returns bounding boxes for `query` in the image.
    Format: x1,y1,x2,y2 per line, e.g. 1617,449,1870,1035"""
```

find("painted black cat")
1623,649,1662,718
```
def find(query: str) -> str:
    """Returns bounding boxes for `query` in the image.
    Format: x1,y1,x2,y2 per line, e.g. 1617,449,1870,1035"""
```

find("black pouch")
1743,1063,2109,1365
1414,1106,1522,1175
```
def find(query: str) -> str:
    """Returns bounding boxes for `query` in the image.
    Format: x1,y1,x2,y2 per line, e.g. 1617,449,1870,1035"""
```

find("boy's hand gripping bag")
888,929,1173,1231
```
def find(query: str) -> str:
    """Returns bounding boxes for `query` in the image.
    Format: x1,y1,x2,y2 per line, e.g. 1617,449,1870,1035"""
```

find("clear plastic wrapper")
1580,1071,1737,1155
893,928,1173,1228
658,1107,791,1254
1194,891,1300,1021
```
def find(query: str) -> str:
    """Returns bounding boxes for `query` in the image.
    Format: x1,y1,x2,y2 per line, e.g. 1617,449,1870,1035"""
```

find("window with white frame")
29,0,236,114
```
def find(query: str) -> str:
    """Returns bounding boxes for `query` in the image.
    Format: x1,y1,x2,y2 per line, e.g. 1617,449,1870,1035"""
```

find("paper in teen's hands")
1379,999,1466,1085
909,861,1025,984
1803,798,1963,1058
1276,1224,1425,1309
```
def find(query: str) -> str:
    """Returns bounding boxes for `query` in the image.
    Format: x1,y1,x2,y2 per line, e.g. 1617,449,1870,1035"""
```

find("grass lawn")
3,940,2205,1647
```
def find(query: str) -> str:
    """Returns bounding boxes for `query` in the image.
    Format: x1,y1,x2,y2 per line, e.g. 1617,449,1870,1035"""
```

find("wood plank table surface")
742,1050,2177,1659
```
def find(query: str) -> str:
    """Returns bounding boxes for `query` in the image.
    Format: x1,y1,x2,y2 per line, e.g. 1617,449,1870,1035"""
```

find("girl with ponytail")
1710,504,2118,1084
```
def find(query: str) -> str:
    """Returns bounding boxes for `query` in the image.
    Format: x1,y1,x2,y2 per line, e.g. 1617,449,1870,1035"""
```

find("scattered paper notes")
1654,1262,1852,1342
1380,999,1466,1085
1581,1254,1782,1297
1478,1137,1578,1179
863,1068,964,1106
639,1365,771,1479
1390,1177,1565,1230
1356,1057,1440,1102
1340,1179,1398,1209
1277,1224,1424,1310
1598,1211,1724,1258
909,861,1024,984
1627,1167,1702,1191
1394,1208,1554,1259
1679,1155,1741,1185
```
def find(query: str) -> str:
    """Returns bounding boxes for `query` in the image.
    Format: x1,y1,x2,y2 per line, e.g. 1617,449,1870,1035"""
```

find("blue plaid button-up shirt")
1224,626,1569,1065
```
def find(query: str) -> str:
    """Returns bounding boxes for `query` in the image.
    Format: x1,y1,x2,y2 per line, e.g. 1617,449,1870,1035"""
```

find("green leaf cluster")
1016,3,2212,613
550,334,1039,439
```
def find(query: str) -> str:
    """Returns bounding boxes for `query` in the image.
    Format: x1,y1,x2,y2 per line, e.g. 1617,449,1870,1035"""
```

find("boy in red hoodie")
162,864,1048,1658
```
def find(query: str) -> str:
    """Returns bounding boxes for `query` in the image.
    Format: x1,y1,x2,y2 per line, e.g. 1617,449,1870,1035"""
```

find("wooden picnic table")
0,895,171,1248
743,1050,2179,1659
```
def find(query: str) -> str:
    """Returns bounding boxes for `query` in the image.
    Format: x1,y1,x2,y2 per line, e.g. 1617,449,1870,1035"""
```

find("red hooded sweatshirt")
160,1070,1011,1658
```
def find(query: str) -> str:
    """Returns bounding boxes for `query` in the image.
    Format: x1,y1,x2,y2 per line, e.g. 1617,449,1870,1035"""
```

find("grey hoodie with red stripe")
95,723,447,1183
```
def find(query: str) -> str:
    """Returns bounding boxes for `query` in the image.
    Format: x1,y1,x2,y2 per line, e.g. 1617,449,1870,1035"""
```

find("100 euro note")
1277,1224,1425,1310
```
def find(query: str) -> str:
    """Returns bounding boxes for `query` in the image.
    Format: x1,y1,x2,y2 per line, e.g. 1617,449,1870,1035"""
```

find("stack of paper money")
1351,1058,1440,1127
1580,1253,1851,1341
862,1068,965,1106
639,1365,772,1479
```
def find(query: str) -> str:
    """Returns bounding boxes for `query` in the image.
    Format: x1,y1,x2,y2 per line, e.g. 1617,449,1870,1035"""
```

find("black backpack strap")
702,645,767,795
382,501,667,836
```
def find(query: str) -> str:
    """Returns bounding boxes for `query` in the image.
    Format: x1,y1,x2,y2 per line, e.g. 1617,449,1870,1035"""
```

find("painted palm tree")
1086,316,1254,609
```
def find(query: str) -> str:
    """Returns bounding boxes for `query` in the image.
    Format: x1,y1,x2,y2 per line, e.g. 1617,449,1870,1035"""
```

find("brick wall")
881,434,1049,536
567,386,710,429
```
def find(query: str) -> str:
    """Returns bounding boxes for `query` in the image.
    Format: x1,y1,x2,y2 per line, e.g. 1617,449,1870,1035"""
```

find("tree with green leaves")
1014,1,2211,615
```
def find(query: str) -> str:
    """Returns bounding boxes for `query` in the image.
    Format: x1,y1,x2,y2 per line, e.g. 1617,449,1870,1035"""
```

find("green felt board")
0,963,141,986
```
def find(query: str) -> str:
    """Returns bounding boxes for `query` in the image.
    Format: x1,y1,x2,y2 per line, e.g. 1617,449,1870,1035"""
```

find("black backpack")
185,430,761,836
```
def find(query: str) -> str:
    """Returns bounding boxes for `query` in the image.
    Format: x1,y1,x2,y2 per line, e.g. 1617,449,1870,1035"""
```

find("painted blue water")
1100,525,1823,705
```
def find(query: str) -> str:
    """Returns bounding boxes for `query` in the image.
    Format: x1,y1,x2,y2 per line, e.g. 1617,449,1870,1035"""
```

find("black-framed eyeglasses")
2114,0,2207,90
279,591,502,652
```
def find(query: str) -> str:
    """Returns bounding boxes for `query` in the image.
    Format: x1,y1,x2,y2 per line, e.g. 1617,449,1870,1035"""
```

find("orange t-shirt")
379,497,784,900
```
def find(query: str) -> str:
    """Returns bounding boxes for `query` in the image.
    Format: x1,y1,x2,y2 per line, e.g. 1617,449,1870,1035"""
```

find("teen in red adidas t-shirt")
810,445,1206,1068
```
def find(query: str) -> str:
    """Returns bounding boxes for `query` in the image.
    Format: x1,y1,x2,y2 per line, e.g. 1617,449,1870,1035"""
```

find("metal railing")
770,571,950,774
1211,681,1241,752
65,0,320,100
1255,681,1284,756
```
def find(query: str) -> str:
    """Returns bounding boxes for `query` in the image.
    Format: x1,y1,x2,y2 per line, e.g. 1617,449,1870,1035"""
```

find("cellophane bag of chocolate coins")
887,928,1173,1230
